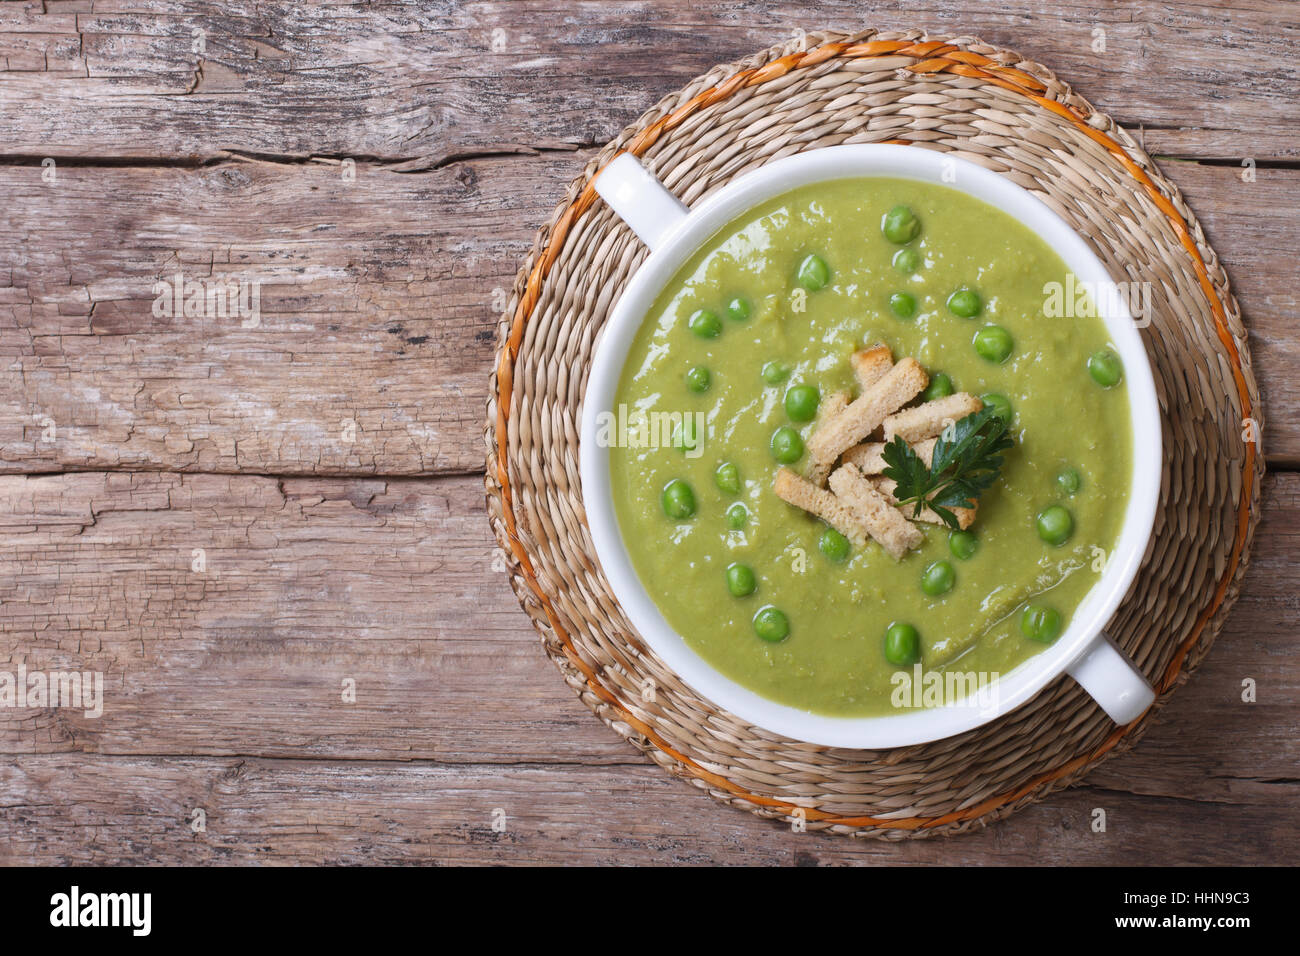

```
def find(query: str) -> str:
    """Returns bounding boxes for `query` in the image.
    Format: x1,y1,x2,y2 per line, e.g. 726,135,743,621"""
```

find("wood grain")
0,471,636,763
0,472,1294,864
0,155,567,475
2,159,1296,474
3,1,1296,162
1,755,1295,865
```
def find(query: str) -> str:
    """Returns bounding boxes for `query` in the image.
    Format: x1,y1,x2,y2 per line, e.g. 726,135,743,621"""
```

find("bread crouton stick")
828,463,924,560
882,392,983,443
843,437,936,474
773,468,869,549
803,346,892,486
872,476,977,530
849,343,893,392
804,389,851,486
806,357,928,468
820,389,851,422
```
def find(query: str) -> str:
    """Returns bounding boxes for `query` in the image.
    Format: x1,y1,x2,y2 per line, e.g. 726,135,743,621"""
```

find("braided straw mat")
483,29,1263,837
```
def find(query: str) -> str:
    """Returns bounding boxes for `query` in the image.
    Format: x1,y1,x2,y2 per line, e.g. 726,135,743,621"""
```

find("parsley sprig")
881,406,1014,530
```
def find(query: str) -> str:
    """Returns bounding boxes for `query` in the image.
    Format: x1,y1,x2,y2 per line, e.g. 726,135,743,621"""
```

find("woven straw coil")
484,28,1262,837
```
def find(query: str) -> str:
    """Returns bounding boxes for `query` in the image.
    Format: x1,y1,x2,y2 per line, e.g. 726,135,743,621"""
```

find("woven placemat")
483,28,1263,837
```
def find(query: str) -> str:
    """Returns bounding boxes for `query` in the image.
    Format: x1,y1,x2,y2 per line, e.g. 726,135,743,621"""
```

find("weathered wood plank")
2,0,1296,162
1161,160,1298,462
0,471,1293,811
0,155,564,475
0,470,638,763
1,157,1295,473
0,754,1294,865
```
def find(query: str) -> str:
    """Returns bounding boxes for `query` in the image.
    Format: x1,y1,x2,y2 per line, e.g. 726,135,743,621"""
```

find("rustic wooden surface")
1,0,1296,864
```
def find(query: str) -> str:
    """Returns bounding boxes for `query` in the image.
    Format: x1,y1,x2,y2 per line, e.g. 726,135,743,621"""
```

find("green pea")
947,289,982,318
770,426,805,464
923,372,954,401
889,291,918,320
685,365,710,393
1036,505,1074,546
688,309,721,338
726,297,751,322
981,392,1012,422
1087,349,1124,388
783,384,820,422
714,461,740,495
819,527,851,562
1057,467,1082,496
726,562,757,598
661,479,696,520
1020,605,1063,644
725,502,748,530
973,324,1013,364
753,605,790,642
761,360,791,385
883,622,921,666
921,560,955,596
893,247,921,273
881,205,921,244
672,417,701,454
796,254,830,291
949,529,978,560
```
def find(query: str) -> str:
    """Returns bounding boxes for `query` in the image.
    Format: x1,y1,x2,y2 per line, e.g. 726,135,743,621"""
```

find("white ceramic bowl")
580,144,1160,748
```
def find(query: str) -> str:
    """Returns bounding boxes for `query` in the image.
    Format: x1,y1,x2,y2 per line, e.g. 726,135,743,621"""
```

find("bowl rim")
579,143,1162,748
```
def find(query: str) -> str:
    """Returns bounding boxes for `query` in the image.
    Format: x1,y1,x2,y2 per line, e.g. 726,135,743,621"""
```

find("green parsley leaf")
881,406,1014,530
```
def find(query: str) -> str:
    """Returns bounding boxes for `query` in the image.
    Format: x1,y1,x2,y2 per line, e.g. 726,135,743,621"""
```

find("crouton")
773,468,869,549
882,392,983,443
806,357,928,467
828,463,924,560
843,437,936,474
804,389,852,486
850,343,893,392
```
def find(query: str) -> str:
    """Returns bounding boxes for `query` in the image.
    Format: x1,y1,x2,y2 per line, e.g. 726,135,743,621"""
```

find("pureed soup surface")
608,176,1132,716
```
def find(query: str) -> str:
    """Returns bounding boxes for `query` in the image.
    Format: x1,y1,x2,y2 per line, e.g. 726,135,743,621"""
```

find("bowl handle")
594,154,690,253
1066,630,1156,725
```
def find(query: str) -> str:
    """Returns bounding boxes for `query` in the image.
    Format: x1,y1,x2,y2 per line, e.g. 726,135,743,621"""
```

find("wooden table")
1,1,1295,865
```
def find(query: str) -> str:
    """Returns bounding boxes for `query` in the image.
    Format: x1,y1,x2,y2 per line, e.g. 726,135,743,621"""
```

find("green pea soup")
608,177,1132,716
